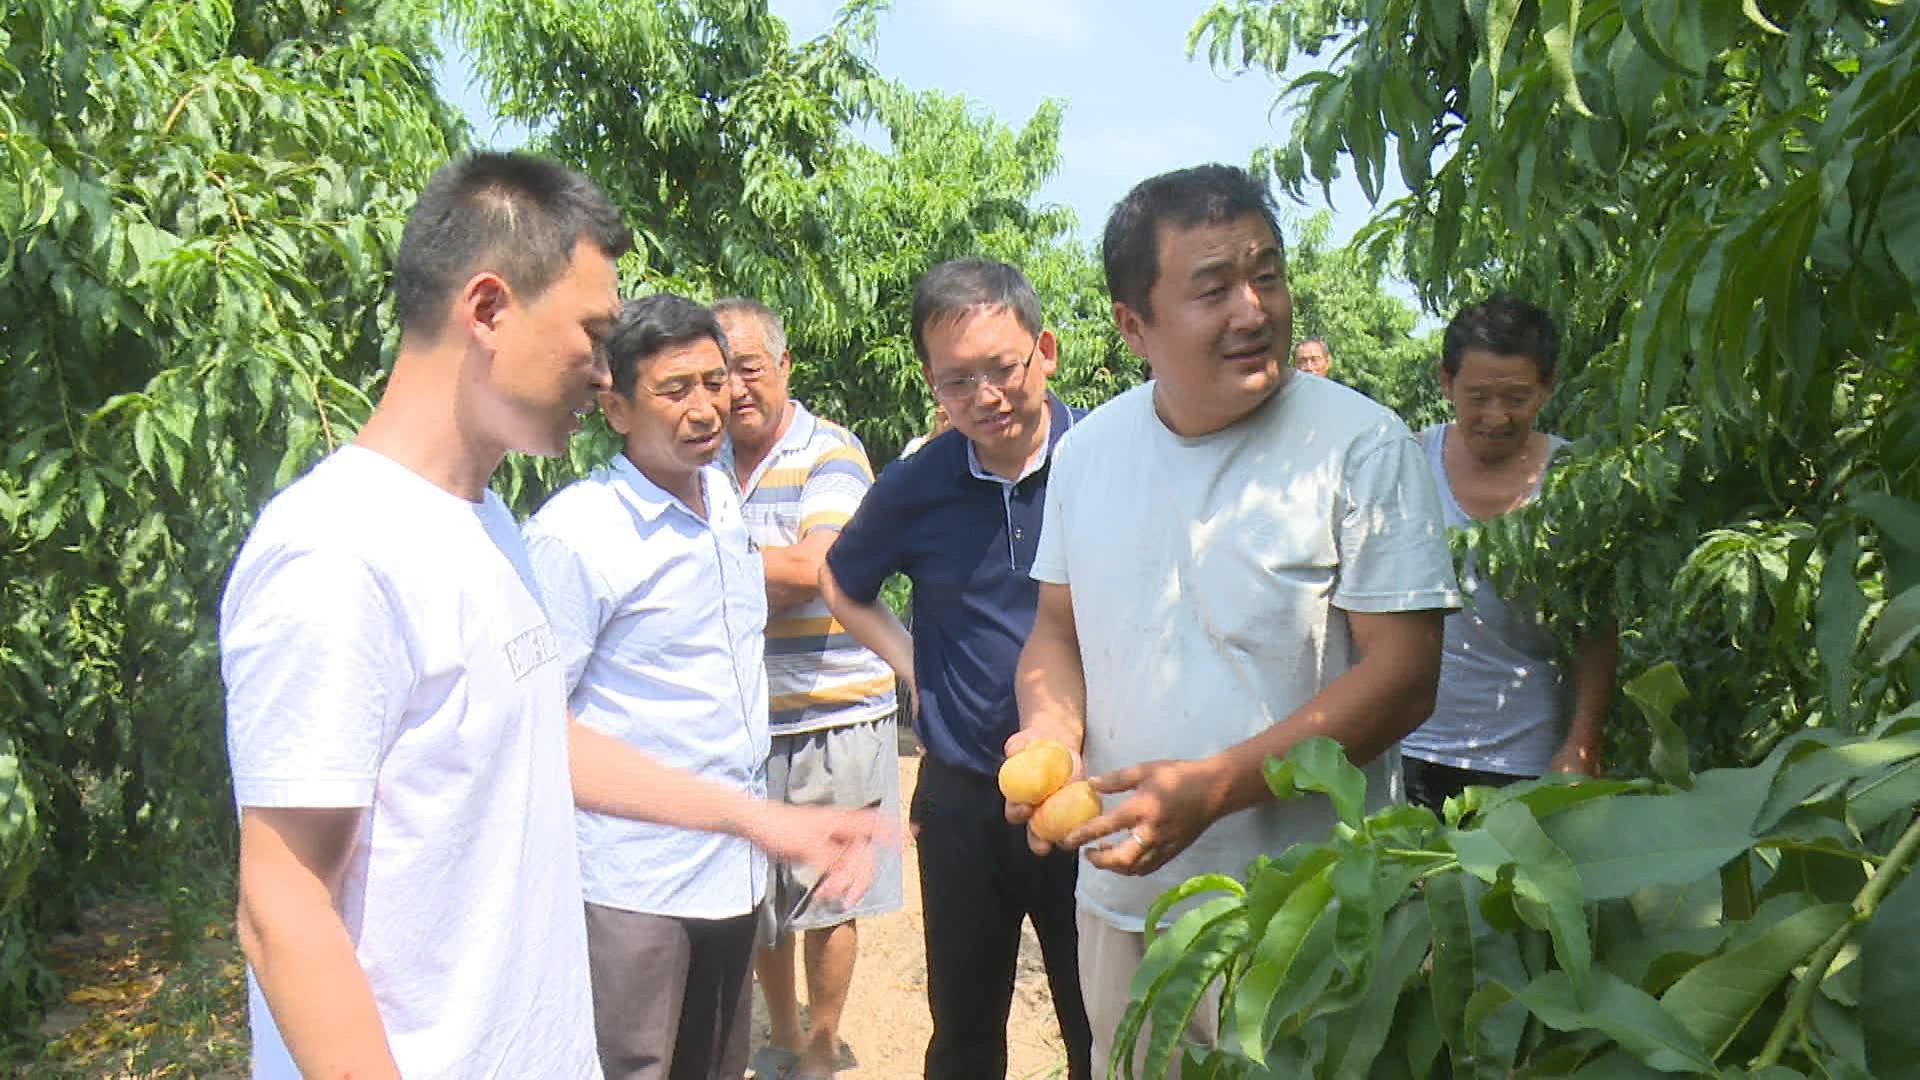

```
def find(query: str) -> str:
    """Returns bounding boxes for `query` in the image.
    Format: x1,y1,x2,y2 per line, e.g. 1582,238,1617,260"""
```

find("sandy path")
748,744,1075,1080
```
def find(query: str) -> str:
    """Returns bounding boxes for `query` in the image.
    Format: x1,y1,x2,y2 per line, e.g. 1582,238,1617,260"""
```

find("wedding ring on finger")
1127,829,1152,852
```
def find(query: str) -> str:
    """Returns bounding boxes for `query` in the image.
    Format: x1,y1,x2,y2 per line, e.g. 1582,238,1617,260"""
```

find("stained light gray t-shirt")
1399,423,1571,777
1030,376,1460,932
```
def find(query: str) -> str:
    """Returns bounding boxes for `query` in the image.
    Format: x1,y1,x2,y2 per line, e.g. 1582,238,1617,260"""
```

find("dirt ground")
747,741,1076,1080
21,739,1074,1079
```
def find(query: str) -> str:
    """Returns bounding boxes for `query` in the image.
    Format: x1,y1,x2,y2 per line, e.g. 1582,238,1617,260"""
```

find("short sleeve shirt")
1030,378,1460,931
221,444,598,1079
524,456,770,919
729,401,897,735
828,395,1082,776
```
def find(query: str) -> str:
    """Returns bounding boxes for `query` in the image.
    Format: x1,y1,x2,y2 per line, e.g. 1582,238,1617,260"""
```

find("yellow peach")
997,741,1074,805
1030,780,1102,845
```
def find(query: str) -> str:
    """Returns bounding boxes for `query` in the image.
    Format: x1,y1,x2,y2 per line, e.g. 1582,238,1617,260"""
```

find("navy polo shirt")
827,394,1082,778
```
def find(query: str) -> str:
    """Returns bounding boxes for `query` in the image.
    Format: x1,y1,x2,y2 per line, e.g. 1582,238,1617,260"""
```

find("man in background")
1293,336,1331,377
716,298,903,1080
822,260,1093,1080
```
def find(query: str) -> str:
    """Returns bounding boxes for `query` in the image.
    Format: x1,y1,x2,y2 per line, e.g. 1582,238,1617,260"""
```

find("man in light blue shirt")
526,294,841,1080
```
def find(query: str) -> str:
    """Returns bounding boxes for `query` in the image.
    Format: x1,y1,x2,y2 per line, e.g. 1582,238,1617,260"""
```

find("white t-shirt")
524,456,770,918
1030,376,1460,931
221,444,598,1080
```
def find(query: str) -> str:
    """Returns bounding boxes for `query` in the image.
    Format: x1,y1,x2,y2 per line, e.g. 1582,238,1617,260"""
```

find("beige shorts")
760,714,904,939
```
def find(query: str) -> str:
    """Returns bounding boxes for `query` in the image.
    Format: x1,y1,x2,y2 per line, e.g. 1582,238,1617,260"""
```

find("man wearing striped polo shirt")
717,298,902,1080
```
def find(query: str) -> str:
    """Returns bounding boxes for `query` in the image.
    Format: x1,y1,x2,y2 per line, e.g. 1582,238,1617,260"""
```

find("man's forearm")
239,856,398,1077
570,721,767,840
762,533,836,612
819,565,914,678
1560,624,1620,765
1014,584,1088,751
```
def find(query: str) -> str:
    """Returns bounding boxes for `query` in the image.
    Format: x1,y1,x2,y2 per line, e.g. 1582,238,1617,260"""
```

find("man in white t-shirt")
1008,164,1460,1076
220,154,881,1080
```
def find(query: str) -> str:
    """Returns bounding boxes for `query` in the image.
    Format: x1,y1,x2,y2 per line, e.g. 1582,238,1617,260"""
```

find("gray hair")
711,296,788,359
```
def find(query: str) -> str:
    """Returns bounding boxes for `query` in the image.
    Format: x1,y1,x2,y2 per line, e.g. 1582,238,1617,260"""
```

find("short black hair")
711,297,788,359
909,260,1043,365
1441,295,1560,380
392,152,630,335
605,294,732,396
1101,164,1283,319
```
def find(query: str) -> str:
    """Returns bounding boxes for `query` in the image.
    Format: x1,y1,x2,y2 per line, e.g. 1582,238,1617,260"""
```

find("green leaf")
1231,861,1335,1064
1120,898,1249,1080
1506,968,1717,1073
1262,736,1367,828
1453,802,1594,984
1659,902,1851,1055
1859,848,1920,1077
1427,871,1529,1075
1740,0,1785,34
1755,734,1920,832
1143,873,1248,942
1539,0,1594,117
1481,0,1524,108
1852,494,1920,595
1868,585,1920,667
1848,759,1920,832
1814,529,1867,722
1624,662,1694,788
1319,899,1432,1079
1547,765,1774,900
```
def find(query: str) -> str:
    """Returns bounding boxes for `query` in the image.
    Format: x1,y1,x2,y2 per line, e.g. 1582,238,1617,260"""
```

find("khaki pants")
1077,903,1220,1079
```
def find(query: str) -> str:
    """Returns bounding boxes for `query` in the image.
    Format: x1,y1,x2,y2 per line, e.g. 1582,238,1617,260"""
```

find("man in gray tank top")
1399,296,1619,811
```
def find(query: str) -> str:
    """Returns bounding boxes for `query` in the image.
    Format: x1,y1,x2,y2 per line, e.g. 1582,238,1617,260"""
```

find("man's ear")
1035,328,1060,377
599,388,633,436
460,271,513,348
1112,301,1151,361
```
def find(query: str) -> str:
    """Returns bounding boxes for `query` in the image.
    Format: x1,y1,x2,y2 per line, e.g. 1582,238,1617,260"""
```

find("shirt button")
1014,528,1024,540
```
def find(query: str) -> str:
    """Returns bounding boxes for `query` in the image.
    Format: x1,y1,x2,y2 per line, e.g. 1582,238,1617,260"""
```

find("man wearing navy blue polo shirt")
820,259,1093,1080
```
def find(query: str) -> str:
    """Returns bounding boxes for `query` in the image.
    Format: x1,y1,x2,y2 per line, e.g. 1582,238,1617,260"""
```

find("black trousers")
911,754,1093,1080
1402,756,1528,813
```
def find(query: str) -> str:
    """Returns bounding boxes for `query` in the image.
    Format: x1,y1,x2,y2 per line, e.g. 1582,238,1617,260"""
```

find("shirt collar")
608,452,707,524
964,393,1074,485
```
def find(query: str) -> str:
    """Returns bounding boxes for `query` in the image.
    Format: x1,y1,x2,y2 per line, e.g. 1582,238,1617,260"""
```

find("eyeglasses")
929,337,1039,403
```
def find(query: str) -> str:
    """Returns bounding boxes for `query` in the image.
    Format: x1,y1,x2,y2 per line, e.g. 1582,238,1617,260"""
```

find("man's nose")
1228,281,1268,328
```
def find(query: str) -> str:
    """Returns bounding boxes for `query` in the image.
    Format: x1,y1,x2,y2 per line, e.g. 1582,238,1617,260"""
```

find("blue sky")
432,2,1406,249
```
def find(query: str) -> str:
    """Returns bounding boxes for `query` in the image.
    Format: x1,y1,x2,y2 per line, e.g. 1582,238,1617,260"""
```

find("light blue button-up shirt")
524,454,770,919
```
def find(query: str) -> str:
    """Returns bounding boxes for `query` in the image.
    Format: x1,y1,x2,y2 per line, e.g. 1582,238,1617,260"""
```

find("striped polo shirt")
735,401,897,735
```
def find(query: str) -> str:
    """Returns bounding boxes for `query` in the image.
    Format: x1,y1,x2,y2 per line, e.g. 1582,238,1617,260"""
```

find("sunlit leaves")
1126,729,1920,1077
1,0,457,1027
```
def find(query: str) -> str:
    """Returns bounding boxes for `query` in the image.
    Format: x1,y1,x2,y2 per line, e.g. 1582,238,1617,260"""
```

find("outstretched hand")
1063,757,1222,876
748,802,898,906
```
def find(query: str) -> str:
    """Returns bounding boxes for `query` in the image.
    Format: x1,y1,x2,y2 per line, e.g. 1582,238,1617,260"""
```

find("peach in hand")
1029,780,1101,845
997,741,1074,805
